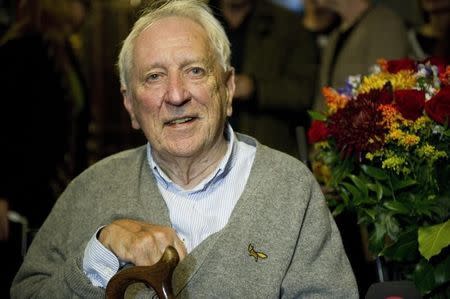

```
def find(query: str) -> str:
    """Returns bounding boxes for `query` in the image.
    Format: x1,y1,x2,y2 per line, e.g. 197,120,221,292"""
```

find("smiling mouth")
165,117,196,126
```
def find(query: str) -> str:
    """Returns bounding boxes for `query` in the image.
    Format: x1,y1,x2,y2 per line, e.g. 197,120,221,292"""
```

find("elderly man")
11,0,357,297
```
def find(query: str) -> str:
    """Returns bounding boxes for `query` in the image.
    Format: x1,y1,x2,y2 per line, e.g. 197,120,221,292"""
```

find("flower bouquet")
308,58,450,297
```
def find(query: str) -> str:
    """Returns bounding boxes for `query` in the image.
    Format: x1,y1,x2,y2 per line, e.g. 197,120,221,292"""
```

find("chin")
165,141,203,158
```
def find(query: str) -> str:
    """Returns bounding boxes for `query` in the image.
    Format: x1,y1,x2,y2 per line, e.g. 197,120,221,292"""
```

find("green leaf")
349,174,369,198
361,164,388,180
341,182,363,204
338,188,350,206
367,183,383,201
369,221,386,254
332,203,345,217
383,201,409,214
330,157,354,186
434,254,450,286
381,227,418,261
390,177,417,191
413,259,435,295
381,183,393,197
412,256,450,296
364,208,377,222
308,110,327,121
442,126,450,137
418,219,450,260
384,213,400,240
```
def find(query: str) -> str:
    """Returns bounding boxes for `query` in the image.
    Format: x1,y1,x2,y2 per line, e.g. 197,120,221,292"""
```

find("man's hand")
0,199,9,241
234,74,255,100
99,219,187,266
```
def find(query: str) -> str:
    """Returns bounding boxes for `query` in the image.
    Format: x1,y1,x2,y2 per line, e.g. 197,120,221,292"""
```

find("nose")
165,73,190,106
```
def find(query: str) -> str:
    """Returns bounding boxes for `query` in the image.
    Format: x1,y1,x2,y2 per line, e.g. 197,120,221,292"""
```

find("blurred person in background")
313,0,411,112
208,0,318,158
301,0,340,59
0,0,90,295
408,0,450,62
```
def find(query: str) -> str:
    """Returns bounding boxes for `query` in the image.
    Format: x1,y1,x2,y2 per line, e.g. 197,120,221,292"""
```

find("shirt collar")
146,124,237,194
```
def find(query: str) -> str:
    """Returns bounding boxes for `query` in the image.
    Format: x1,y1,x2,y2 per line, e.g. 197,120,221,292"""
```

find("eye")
146,73,162,82
188,67,205,77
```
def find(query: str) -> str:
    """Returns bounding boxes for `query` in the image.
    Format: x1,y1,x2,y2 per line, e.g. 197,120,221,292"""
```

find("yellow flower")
412,116,431,132
386,127,419,149
357,70,416,94
382,155,409,174
387,128,404,142
399,134,420,148
312,161,332,185
365,150,383,161
416,144,448,163
366,152,375,161
314,141,329,150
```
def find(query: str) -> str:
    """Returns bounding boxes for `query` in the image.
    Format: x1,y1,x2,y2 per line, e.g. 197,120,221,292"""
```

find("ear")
224,67,235,117
121,86,141,130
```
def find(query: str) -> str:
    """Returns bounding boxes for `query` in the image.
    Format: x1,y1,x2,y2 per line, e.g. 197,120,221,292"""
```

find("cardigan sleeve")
10,182,106,299
83,229,122,288
280,179,359,298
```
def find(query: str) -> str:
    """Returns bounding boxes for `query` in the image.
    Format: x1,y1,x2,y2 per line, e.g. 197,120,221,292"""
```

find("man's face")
123,16,234,159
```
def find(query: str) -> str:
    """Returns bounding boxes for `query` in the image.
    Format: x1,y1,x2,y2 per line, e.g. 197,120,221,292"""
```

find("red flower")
308,120,329,144
358,81,393,105
387,58,416,73
425,86,450,124
439,66,450,86
328,98,387,159
394,89,425,121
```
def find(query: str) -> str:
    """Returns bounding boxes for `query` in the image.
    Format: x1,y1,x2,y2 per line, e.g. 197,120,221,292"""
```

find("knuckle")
133,231,156,249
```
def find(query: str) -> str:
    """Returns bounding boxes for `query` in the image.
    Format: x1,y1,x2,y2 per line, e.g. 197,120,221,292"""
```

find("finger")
173,238,187,261
134,246,163,266
170,232,187,261
131,229,168,266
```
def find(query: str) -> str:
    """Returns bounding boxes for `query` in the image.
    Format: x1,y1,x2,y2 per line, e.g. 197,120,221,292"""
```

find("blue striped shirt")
83,125,256,287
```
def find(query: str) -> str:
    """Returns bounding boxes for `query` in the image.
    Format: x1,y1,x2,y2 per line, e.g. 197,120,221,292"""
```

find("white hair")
117,0,231,89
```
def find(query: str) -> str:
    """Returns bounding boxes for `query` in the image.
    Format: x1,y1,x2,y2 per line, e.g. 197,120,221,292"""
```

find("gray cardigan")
11,134,358,298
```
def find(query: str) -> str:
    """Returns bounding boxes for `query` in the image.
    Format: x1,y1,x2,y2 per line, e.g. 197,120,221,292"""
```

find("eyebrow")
143,57,212,74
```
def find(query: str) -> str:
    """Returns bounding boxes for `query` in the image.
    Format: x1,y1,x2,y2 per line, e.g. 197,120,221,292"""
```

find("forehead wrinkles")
136,17,216,67
145,17,205,47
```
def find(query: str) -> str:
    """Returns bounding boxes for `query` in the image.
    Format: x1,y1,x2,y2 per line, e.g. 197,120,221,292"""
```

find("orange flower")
377,58,388,72
379,104,402,127
439,66,450,86
322,87,349,114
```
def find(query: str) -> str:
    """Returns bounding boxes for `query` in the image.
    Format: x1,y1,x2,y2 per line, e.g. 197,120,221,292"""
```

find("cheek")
136,98,155,112
133,87,162,113
133,95,161,128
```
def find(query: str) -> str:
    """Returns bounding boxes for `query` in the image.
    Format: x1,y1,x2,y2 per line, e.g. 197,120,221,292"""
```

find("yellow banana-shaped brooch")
248,243,268,262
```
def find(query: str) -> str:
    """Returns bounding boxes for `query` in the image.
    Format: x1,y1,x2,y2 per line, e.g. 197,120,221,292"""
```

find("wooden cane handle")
105,246,179,299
